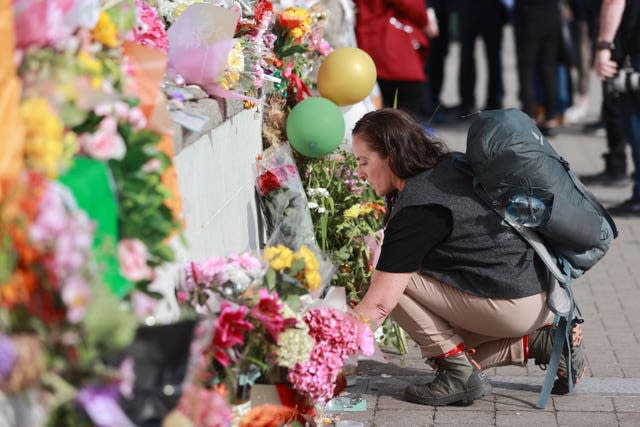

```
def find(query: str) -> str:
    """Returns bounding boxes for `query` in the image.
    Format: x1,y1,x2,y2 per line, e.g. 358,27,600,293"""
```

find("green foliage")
301,150,383,302
108,123,182,271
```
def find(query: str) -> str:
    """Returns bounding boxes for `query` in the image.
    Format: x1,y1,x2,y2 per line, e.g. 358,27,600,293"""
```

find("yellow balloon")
317,47,377,106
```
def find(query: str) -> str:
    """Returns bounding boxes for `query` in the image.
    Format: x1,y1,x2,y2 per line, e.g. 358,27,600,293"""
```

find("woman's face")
352,133,398,197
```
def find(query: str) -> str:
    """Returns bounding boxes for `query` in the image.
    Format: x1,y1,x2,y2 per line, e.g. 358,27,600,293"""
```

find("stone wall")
173,98,264,261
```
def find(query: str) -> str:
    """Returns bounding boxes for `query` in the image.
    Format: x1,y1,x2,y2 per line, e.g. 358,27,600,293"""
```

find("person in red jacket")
354,0,433,117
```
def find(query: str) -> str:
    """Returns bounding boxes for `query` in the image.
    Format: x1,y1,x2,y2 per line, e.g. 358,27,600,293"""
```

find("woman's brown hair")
351,108,449,179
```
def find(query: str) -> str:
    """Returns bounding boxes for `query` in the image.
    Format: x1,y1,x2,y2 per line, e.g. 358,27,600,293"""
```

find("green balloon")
286,97,345,158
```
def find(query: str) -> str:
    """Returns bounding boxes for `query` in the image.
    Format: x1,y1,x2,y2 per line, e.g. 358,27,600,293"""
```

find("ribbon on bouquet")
282,62,311,102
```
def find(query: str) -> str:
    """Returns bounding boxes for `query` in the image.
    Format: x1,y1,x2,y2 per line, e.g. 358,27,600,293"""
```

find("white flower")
308,201,319,210
307,187,330,198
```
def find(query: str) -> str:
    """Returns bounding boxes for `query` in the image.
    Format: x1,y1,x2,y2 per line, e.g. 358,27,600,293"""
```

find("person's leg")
609,55,640,214
537,21,561,125
480,2,504,109
377,79,424,117
458,2,478,112
391,273,553,360
395,273,551,406
423,0,450,114
513,4,539,118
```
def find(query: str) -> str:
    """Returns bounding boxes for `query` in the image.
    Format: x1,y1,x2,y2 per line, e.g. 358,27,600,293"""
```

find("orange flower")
239,404,296,427
278,7,311,41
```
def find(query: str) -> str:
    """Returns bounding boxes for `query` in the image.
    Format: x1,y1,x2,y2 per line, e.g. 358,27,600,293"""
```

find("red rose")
257,170,282,195
254,0,273,23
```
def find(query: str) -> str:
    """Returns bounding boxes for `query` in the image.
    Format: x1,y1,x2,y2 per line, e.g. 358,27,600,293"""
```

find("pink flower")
353,317,375,356
199,256,230,284
127,107,147,130
61,275,91,323
79,116,126,160
227,252,263,273
176,385,231,427
131,290,158,319
212,302,253,366
117,239,154,282
250,289,290,342
288,342,343,403
263,33,277,50
133,0,169,54
118,357,135,399
142,158,162,173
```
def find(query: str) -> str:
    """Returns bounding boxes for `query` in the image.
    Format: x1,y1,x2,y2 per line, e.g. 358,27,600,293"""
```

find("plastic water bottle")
506,194,551,227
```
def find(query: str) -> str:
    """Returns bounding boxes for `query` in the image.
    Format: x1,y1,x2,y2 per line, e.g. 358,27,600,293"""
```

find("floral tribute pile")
0,0,186,425
1,1,378,426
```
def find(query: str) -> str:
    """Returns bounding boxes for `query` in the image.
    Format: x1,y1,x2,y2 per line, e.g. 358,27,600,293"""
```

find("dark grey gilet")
389,154,548,299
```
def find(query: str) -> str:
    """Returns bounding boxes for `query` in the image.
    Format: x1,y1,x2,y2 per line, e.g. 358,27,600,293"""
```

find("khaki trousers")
391,273,554,368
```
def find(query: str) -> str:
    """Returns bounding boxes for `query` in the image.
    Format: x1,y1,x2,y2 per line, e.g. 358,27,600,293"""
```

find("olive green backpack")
464,108,618,408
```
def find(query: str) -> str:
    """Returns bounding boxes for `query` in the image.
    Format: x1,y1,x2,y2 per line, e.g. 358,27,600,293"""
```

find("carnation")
133,0,169,53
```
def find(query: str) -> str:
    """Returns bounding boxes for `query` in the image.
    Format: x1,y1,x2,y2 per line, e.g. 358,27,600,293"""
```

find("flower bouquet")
256,143,319,255
303,150,409,353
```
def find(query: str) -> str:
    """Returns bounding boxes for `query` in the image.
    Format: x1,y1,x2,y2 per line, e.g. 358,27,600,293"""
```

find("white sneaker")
564,98,588,124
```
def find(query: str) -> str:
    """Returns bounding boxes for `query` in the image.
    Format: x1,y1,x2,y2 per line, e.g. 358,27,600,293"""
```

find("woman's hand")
353,270,413,331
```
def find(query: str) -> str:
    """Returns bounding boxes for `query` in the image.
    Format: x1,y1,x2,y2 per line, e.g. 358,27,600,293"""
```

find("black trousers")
514,0,561,121
422,0,453,114
378,79,424,119
603,91,629,176
458,0,505,110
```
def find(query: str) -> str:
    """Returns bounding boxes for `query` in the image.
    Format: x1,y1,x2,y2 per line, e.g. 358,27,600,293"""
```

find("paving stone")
433,409,494,425
496,410,557,427
556,411,618,426
618,412,640,426
552,395,615,412
614,396,640,412
372,409,434,426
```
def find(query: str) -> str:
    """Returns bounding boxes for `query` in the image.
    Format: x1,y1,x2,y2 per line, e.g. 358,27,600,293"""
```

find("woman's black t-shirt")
376,205,452,273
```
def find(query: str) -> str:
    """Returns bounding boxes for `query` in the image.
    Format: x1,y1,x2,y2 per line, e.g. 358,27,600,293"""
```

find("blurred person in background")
354,0,436,117
594,0,640,214
456,0,507,117
513,0,562,136
421,0,458,124
581,0,630,187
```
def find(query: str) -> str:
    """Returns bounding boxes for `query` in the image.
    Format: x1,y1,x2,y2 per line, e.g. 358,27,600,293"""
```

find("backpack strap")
536,259,576,409
557,157,619,239
470,177,568,283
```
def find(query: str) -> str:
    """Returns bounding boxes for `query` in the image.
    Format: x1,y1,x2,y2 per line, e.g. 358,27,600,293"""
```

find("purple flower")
0,335,17,383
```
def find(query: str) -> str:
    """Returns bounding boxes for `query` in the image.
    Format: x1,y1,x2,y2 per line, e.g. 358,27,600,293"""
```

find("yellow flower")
77,51,104,88
221,41,244,90
263,245,294,270
77,51,103,75
344,203,373,219
304,269,322,291
293,245,319,272
92,12,119,48
20,98,64,178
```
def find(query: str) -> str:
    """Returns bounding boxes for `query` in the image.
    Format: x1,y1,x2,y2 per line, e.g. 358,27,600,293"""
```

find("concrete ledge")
173,97,247,154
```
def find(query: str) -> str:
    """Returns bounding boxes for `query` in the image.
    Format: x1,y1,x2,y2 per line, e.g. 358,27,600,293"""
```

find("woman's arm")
353,269,413,331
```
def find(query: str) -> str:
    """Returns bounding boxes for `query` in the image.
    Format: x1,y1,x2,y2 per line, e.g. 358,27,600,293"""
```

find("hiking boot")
527,322,586,395
404,353,492,406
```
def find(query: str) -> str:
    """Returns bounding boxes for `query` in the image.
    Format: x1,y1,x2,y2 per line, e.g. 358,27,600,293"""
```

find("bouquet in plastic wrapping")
255,143,319,254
